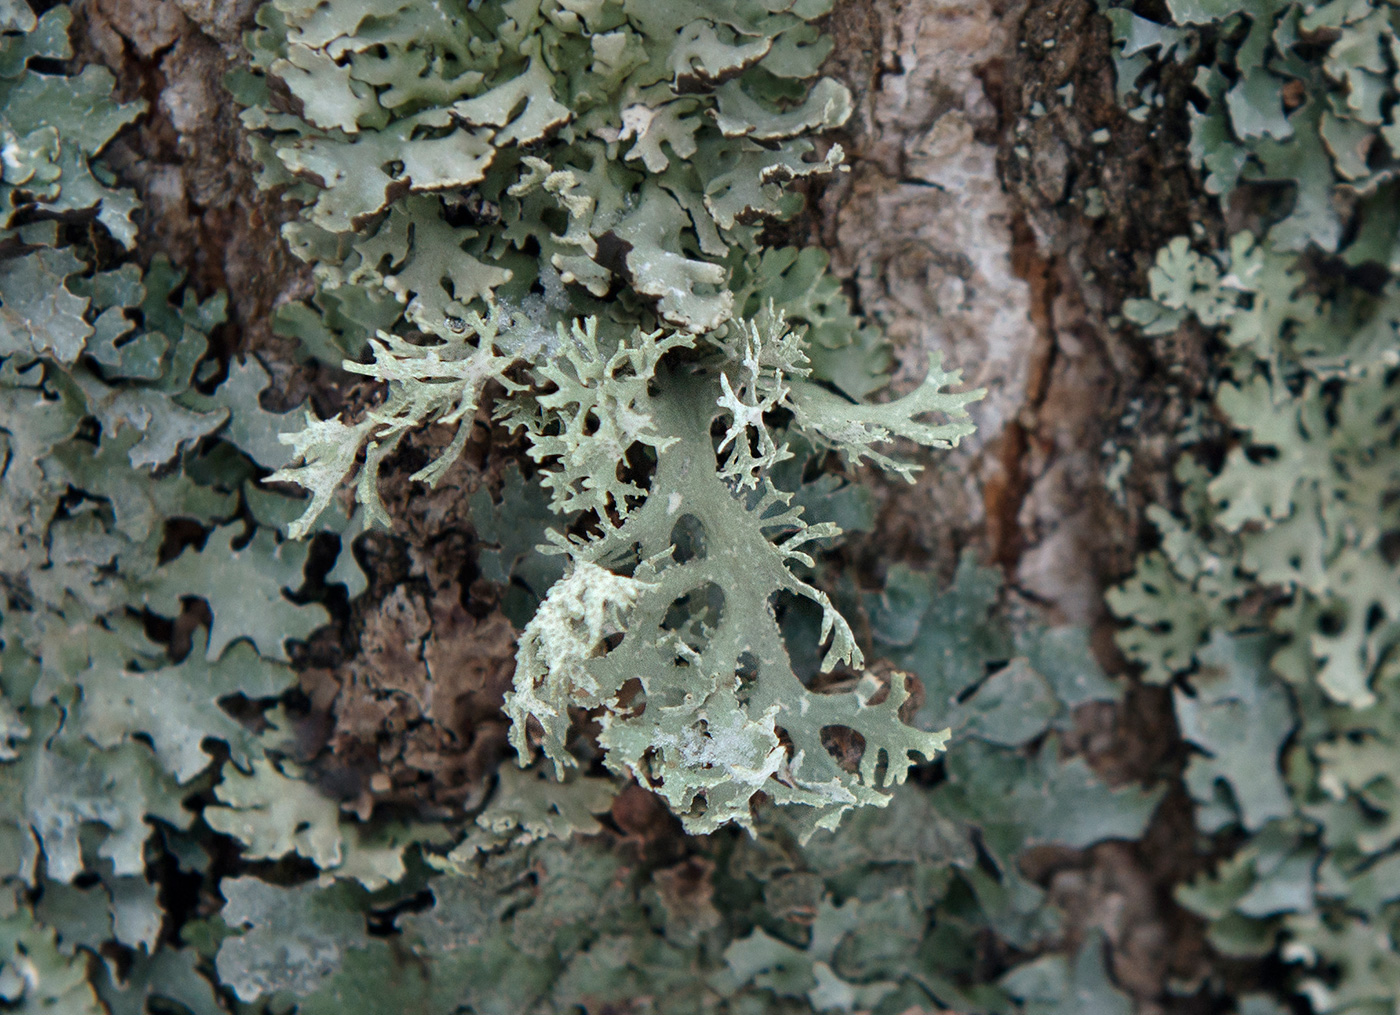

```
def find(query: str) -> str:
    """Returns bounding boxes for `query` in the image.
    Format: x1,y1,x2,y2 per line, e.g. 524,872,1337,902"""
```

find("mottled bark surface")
76,0,1223,1007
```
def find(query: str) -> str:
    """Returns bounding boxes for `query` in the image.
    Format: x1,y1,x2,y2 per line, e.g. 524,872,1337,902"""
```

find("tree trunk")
15,0,1257,1009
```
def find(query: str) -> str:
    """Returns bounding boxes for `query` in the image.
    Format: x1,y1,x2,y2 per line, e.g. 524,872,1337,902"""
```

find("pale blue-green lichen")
1106,0,1400,1007
245,0,985,835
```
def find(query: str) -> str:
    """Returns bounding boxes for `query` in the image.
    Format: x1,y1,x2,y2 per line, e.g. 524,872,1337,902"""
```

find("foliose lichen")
1105,0,1400,1006
240,0,984,835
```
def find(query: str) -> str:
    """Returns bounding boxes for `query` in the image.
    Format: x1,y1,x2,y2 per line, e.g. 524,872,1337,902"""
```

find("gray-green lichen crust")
242,0,984,834
1105,0,1400,1010
234,0,885,392
0,5,330,1008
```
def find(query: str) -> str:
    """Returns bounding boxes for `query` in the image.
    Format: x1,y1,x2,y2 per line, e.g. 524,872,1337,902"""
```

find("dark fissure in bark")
994,2,1237,1012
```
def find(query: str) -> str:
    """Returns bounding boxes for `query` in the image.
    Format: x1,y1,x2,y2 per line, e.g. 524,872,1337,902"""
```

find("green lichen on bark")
1106,0,1400,1007
245,0,984,834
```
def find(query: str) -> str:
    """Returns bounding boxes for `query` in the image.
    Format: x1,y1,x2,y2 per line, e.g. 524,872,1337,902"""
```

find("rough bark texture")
74,0,1224,1007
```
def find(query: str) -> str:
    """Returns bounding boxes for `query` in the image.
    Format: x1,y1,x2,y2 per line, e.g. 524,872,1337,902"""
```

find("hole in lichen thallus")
661,581,724,660
731,652,764,706
774,591,827,684
669,514,707,564
1317,607,1346,638
615,677,645,718
820,725,866,774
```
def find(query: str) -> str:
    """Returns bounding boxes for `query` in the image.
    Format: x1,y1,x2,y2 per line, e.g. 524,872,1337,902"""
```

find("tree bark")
75,0,1220,1006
